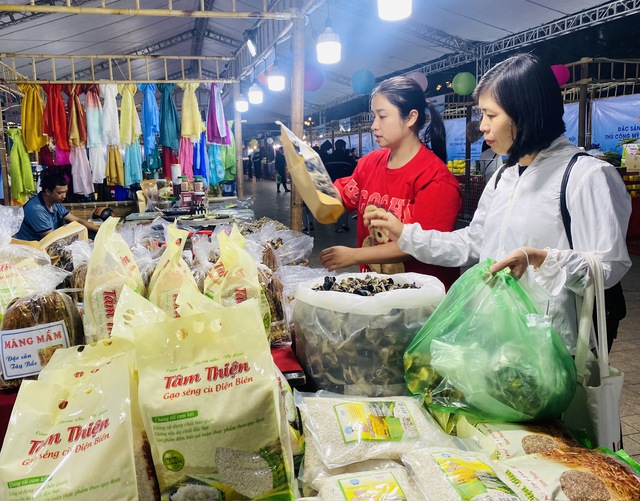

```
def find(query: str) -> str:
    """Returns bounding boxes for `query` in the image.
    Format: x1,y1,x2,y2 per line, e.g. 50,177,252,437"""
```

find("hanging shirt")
137,83,160,158
193,130,208,180
55,146,71,166
17,83,47,153
42,84,70,151
70,146,93,196
158,83,181,151
124,143,143,187
7,128,35,204
178,82,205,141
90,145,107,184
118,84,142,146
207,143,224,186
101,84,120,146
85,84,104,148
106,145,125,186
178,137,194,180
206,83,231,145
63,84,87,147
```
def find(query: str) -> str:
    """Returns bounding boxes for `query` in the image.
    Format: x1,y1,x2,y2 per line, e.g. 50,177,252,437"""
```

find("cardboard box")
622,143,640,173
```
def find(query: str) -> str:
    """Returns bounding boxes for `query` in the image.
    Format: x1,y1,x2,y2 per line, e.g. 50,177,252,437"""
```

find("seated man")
13,173,100,241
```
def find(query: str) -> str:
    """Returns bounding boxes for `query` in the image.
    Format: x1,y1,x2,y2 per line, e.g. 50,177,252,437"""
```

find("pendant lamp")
235,93,249,113
316,19,341,65
248,82,264,104
267,64,286,92
378,0,412,21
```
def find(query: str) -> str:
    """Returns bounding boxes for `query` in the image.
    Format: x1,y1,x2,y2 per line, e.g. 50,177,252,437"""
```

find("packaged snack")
315,467,424,501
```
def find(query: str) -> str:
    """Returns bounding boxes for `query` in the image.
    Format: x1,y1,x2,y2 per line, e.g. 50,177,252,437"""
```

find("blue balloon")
351,70,376,95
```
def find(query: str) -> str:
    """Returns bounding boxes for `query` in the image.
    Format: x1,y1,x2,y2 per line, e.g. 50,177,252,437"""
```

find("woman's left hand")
320,246,358,271
490,246,547,279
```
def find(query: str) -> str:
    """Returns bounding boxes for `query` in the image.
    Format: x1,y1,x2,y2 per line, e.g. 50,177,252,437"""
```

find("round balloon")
250,139,258,148
351,69,376,95
452,72,476,96
304,65,324,91
266,137,274,145
551,64,570,86
407,71,428,92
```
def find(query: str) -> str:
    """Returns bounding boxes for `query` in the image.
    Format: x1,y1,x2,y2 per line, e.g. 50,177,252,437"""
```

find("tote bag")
562,252,624,451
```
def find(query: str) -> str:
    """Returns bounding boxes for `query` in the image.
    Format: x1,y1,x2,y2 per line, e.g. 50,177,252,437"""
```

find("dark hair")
335,139,346,149
372,75,447,163
473,53,566,167
41,173,67,192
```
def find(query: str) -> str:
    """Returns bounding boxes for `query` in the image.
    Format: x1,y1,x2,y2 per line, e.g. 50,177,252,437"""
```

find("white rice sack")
316,468,424,501
300,438,402,493
402,448,519,501
295,392,455,469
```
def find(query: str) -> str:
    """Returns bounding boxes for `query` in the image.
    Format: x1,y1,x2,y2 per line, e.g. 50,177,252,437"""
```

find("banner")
444,118,483,161
563,102,579,146
592,94,640,153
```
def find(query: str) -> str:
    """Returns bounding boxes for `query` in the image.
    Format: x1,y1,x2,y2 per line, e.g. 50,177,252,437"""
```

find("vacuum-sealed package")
279,122,344,224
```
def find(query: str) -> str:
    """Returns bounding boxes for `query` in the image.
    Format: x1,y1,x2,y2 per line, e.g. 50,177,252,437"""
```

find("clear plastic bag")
405,260,577,422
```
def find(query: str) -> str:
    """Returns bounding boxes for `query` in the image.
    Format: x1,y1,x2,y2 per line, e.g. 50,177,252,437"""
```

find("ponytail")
421,102,447,163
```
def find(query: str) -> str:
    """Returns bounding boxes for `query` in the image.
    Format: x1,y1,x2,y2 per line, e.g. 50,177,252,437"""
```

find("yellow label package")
0,355,138,501
316,468,424,500
134,300,296,500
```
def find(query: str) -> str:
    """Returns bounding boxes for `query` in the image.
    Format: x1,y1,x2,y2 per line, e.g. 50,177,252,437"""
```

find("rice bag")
0,355,139,501
295,391,456,469
280,122,344,224
496,447,640,501
135,300,296,500
83,217,145,343
315,467,424,501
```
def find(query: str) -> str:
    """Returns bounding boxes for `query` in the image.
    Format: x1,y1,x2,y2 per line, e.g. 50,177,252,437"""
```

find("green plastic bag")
404,260,576,422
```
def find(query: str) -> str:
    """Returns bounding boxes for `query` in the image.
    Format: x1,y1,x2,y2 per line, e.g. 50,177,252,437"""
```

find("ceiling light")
316,19,341,65
267,64,286,92
235,93,249,113
244,29,257,57
248,82,264,104
377,0,412,21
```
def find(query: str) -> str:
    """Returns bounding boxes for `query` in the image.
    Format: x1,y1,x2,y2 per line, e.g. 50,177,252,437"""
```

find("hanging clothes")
207,143,225,186
162,147,179,179
124,143,143,187
90,145,107,184
17,83,48,153
56,146,71,166
178,82,205,141
206,83,231,145
137,83,160,159
158,83,181,151
119,84,142,146
193,130,208,181
85,84,104,148
38,145,55,168
7,128,35,204
41,84,69,151
63,84,87,147
222,121,237,182
69,146,93,196
101,84,120,146
106,145,124,186
178,137,194,180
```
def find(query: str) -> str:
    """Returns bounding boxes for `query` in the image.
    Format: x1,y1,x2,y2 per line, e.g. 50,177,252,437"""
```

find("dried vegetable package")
496,447,640,501
135,300,296,500
280,122,344,224
315,467,425,501
147,224,199,317
294,272,444,396
401,447,519,501
405,260,576,422
0,267,83,392
295,392,456,470
0,356,139,501
83,217,145,342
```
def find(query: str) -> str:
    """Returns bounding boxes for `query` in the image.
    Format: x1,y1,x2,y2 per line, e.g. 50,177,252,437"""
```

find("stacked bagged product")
294,272,445,396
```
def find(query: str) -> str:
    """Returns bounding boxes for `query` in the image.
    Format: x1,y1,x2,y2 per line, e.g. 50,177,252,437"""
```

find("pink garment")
178,137,194,180
56,146,71,165
207,83,231,145
70,146,93,196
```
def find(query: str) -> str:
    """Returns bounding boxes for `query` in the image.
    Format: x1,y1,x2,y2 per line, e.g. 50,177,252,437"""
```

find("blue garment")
157,84,181,151
124,144,143,187
138,84,160,158
193,131,208,181
14,192,69,241
207,143,225,185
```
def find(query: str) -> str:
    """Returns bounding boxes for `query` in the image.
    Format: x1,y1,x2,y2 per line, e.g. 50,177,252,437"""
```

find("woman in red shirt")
320,75,461,289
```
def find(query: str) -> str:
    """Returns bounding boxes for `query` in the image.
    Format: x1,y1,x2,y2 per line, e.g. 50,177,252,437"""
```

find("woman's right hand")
363,208,405,242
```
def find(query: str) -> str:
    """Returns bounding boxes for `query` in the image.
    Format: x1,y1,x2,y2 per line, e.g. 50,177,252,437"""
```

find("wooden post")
289,9,304,231
233,82,244,198
578,57,590,149
0,106,10,204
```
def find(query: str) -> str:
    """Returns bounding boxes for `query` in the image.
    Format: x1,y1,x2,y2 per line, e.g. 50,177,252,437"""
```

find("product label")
334,401,419,444
430,451,519,501
0,321,70,379
338,471,407,500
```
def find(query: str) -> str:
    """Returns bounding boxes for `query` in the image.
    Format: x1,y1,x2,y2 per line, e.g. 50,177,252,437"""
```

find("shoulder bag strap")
559,152,590,249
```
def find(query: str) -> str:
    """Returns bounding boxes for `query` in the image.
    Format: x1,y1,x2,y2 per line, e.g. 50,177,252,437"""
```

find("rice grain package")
135,300,296,500
147,224,199,317
279,122,344,224
0,355,139,501
315,467,424,501
404,260,576,422
496,447,640,501
83,217,145,343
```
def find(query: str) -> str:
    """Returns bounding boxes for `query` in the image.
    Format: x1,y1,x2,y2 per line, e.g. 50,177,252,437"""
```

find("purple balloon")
551,64,570,86
304,65,324,91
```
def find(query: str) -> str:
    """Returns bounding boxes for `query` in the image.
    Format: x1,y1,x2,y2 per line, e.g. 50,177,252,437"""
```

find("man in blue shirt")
13,174,99,241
